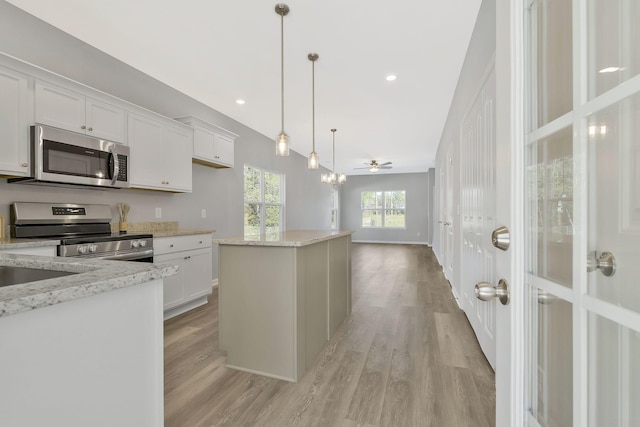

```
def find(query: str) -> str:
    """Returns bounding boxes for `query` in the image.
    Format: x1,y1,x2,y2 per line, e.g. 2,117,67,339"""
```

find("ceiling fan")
354,160,393,173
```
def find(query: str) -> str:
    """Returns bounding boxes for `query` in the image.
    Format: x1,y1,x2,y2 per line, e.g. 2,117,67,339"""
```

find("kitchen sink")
0,266,77,288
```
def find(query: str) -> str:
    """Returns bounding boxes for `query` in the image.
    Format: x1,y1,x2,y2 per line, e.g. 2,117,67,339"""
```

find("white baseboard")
352,240,431,246
212,278,218,288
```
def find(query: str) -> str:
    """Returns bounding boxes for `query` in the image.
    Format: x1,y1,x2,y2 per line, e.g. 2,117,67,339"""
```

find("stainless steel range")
10,202,153,262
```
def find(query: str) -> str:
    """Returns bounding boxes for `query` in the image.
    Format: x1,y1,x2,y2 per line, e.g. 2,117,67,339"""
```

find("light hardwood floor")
164,243,496,427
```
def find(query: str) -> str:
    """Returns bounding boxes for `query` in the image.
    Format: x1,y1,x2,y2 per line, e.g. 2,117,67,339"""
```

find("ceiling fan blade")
353,166,370,169
380,166,392,169
378,162,392,167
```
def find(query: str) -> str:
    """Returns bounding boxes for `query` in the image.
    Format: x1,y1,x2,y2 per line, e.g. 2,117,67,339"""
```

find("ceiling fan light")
308,151,319,169
370,166,379,172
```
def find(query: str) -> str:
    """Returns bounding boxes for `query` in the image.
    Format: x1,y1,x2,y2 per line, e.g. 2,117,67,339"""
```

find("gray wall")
340,172,431,244
433,0,495,292
0,1,333,280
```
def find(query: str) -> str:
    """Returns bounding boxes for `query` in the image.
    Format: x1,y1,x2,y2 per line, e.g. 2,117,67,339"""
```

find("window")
330,188,339,230
361,190,406,228
244,165,285,239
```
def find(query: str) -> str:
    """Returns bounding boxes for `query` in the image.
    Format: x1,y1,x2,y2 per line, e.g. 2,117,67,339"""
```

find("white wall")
340,172,432,244
434,0,496,294
0,1,334,280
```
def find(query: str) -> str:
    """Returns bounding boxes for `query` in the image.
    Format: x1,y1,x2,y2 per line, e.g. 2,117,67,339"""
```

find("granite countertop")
0,238,60,250
214,230,353,247
119,221,214,238
0,253,178,318
151,229,215,238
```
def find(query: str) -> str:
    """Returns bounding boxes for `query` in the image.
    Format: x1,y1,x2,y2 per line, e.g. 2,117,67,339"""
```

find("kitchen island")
0,252,177,427
215,230,352,382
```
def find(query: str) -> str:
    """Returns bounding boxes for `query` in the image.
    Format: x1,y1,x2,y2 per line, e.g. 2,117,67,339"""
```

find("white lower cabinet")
153,234,212,320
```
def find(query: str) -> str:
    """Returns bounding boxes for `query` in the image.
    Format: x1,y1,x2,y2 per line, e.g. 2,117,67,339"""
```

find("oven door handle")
100,249,154,261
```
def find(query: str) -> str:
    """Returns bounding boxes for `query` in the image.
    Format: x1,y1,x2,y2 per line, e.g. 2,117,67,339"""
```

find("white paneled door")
460,66,497,368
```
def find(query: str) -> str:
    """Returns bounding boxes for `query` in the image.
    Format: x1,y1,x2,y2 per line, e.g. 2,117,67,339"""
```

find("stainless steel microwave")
9,124,129,189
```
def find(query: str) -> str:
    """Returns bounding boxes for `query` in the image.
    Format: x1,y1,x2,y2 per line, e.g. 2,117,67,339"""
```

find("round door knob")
475,279,510,305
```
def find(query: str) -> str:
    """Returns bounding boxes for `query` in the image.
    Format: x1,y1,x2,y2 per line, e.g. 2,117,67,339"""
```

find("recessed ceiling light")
236,99,246,105
385,74,397,82
599,66,625,74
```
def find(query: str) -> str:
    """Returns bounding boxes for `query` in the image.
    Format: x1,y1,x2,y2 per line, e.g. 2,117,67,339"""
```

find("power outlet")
155,207,162,218
201,209,207,219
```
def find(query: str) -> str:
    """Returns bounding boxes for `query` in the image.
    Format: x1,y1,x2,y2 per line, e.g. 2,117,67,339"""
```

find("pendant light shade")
275,4,290,156
307,53,319,169
321,129,346,186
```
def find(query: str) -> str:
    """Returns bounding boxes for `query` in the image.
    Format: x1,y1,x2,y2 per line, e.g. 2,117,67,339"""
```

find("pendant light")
321,129,347,185
275,4,290,156
307,53,319,169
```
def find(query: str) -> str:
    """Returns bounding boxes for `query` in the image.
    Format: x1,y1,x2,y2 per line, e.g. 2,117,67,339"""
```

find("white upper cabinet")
128,113,193,193
175,116,237,168
35,81,126,143
0,66,31,177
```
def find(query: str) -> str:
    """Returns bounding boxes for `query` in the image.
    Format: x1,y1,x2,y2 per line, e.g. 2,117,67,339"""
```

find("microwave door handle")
109,145,119,186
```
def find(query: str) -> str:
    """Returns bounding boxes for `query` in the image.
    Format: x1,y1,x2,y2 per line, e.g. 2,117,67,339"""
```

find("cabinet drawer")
153,234,212,255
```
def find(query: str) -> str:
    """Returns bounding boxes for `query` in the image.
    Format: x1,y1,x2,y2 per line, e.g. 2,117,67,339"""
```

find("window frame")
244,164,285,238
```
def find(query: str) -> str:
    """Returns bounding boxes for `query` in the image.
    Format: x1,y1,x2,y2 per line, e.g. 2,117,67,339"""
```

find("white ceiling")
6,0,481,175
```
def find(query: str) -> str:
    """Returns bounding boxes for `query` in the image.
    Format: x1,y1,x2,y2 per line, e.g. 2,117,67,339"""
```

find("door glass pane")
588,92,640,311
528,127,574,287
529,289,573,427
588,0,640,99
588,313,640,426
530,0,573,129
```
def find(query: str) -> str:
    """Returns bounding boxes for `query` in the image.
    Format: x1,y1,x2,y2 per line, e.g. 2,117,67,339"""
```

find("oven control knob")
77,245,88,254
140,240,147,247
131,240,140,248
89,244,98,253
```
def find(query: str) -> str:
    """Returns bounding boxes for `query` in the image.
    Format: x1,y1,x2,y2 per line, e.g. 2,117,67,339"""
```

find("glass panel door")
526,0,640,425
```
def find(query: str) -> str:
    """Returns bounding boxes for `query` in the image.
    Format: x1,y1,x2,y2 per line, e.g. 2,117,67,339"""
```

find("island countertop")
214,230,354,247
0,238,60,250
0,253,178,318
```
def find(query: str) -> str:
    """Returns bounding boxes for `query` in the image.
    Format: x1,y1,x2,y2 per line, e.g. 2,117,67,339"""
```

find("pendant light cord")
312,59,315,151
332,129,336,173
280,13,285,133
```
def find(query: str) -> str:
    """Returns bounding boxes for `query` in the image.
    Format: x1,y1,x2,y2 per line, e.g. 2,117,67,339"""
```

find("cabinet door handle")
81,125,86,130
169,244,174,248
88,127,93,132
184,255,191,260
21,162,28,167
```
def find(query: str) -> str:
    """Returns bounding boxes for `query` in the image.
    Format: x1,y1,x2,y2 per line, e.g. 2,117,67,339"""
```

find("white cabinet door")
192,126,215,162
164,124,193,192
35,81,126,143
128,114,192,192
128,113,165,190
0,66,30,177
212,132,234,167
85,97,126,143
176,117,236,168
35,81,85,134
154,254,184,309
182,248,212,301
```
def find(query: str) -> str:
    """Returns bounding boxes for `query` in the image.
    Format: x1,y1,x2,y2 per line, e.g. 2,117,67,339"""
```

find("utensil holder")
119,222,128,232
